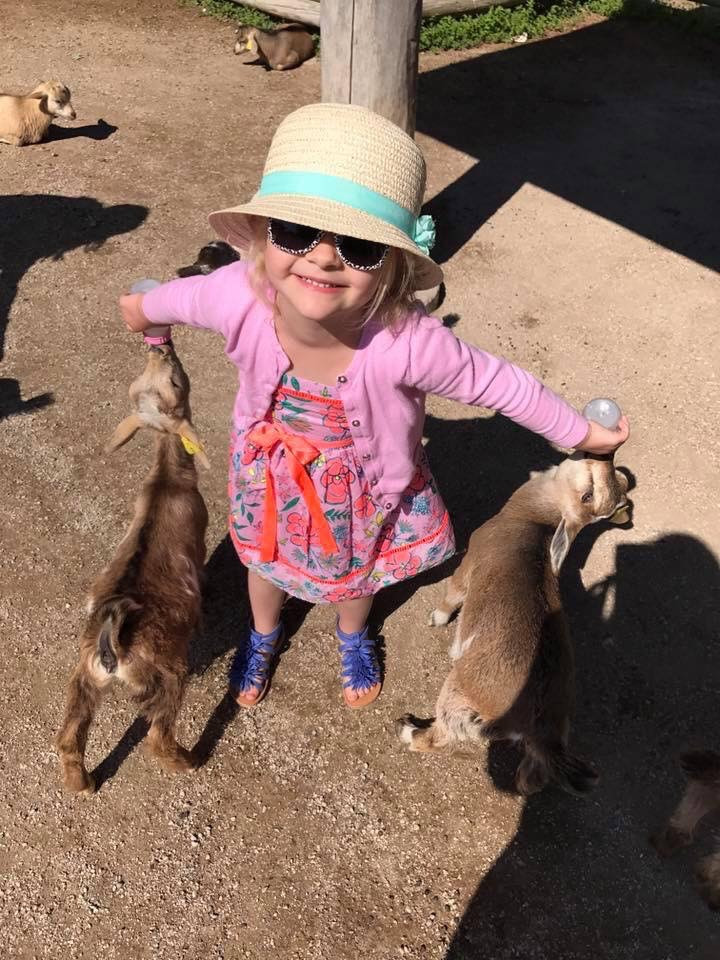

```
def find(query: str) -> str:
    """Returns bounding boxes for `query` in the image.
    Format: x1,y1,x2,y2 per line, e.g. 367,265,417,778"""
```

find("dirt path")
1,2,719,958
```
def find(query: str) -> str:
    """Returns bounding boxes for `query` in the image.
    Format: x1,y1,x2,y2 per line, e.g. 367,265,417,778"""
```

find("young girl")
120,103,628,711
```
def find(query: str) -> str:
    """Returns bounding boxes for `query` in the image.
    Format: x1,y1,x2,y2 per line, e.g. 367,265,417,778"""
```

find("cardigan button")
351,419,360,427
385,502,392,510
362,453,371,461
371,479,378,487
337,375,347,383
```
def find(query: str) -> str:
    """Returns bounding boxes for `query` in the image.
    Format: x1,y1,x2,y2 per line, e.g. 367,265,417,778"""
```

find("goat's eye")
581,491,593,503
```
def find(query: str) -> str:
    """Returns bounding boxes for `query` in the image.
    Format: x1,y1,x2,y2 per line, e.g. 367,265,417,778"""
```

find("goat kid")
176,240,239,278
233,24,315,71
56,344,209,794
397,454,630,796
0,80,76,146
652,751,720,910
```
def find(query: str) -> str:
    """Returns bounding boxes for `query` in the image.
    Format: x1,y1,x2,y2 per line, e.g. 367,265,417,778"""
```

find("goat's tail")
95,596,141,674
681,750,720,786
517,739,599,796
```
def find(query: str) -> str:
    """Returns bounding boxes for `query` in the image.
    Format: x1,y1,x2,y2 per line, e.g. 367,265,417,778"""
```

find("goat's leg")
430,568,468,627
56,662,109,794
396,675,482,753
141,670,196,773
396,714,454,753
652,780,720,856
273,51,301,71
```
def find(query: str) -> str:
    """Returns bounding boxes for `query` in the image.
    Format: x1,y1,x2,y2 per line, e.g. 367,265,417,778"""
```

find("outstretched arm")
407,317,628,454
119,261,255,344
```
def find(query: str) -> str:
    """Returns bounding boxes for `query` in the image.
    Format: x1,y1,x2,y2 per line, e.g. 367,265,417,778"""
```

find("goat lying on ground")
176,240,239,278
56,344,209,793
397,454,630,796
234,23,315,71
652,751,720,910
0,80,76,146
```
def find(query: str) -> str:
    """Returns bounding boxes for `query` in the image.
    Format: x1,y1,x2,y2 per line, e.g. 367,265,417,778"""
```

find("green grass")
181,0,720,49
180,0,278,30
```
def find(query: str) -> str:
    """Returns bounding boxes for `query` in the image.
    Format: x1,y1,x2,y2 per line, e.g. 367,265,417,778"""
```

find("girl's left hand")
576,415,630,456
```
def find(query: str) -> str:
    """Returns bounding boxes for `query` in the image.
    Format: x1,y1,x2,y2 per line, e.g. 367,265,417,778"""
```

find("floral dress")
228,373,455,603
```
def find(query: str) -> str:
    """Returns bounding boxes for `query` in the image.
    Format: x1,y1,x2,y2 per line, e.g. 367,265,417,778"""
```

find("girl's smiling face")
264,231,382,325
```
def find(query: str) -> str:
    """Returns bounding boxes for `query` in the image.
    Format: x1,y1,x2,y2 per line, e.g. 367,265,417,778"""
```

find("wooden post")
321,0,423,136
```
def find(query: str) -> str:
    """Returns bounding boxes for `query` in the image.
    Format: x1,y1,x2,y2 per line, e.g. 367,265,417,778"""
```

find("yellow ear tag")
180,435,203,456
246,39,253,50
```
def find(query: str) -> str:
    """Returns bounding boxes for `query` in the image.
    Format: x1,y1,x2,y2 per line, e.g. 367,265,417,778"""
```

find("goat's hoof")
159,748,198,774
395,714,419,745
650,825,692,858
429,608,450,627
61,764,96,795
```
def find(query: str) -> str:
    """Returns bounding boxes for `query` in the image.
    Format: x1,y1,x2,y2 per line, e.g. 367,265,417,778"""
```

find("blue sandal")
229,623,284,707
337,622,382,709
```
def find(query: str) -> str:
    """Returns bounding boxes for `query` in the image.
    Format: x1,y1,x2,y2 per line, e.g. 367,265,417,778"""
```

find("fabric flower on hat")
412,215,436,255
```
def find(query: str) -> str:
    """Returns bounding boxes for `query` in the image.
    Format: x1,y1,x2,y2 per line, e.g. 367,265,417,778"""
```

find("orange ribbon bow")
248,421,345,563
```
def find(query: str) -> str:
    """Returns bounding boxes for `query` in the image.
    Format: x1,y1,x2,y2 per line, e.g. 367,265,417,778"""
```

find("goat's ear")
608,504,631,525
173,418,210,470
549,517,581,575
106,413,143,453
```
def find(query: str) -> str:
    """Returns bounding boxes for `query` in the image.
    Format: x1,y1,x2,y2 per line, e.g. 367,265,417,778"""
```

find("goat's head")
541,454,630,575
31,81,76,120
105,344,209,468
234,26,258,54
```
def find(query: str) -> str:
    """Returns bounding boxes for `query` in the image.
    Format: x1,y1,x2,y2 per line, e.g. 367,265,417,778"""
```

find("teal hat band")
257,170,436,254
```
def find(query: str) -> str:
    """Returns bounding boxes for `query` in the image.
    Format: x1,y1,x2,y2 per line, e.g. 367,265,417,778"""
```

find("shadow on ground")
0,376,53,421
0,194,147,363
411,16,720,956
418,13,720,272
44,119,118,142
446,529,720,959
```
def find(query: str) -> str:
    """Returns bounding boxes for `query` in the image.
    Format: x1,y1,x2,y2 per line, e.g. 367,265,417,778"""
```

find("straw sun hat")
208,102,442,290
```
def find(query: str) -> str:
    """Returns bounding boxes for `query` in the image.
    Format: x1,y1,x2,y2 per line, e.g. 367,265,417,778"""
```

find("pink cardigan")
143,262,588,513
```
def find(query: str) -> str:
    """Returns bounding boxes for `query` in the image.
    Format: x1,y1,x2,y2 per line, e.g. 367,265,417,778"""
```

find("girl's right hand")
576,415,630,456
119,292,151,333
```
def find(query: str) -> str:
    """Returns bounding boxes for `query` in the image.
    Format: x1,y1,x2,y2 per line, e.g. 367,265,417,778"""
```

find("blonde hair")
246,217,421,330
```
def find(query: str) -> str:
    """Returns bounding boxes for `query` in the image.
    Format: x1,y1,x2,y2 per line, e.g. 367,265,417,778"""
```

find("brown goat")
0,80,76,146
233,23,315,71
652,751,720,910
397,454,630,796
56,344,209,794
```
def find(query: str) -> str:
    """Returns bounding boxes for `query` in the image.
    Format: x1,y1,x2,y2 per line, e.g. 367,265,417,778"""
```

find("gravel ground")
1,2,719,958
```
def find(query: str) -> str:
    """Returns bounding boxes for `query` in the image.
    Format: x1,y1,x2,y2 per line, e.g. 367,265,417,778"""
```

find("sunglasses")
267,218,389,272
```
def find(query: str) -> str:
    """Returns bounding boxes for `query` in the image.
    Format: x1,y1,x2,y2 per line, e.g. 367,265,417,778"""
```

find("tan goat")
56,344,209,794
0,80,76,146
652,751,720,910
397,454,630,796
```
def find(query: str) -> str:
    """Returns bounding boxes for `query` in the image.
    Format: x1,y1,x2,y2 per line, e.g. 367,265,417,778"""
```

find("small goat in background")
652,751,720,910
56,344,209,793
397,453,630,796
0,80,75,145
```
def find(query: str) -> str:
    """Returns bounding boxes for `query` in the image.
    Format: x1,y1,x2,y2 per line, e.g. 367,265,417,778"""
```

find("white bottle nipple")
130,278,161,294
129,278,169,341
582,398,622,430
